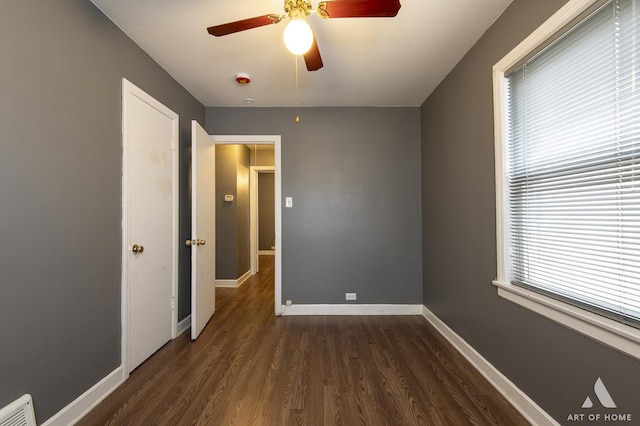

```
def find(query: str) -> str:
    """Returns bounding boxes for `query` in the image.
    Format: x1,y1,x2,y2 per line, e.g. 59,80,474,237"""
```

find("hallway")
79,256,528,425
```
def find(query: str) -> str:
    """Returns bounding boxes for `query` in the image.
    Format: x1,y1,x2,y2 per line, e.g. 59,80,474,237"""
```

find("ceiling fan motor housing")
284,0,313,18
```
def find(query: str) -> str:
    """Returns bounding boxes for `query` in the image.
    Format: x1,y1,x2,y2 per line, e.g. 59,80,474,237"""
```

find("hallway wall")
0,0,204,421
215,145,252,279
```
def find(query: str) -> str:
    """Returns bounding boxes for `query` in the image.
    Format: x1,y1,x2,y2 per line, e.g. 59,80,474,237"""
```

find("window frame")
492,0,640,361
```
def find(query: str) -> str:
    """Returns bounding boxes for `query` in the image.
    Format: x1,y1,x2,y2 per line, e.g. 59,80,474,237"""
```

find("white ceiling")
90,0,512,107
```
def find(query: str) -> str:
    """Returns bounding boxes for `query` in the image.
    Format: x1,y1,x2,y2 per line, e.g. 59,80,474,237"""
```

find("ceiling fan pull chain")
295,55,301,124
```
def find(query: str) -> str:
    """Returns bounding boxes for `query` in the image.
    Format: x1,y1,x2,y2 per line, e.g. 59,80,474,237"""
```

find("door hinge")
171,296,176,310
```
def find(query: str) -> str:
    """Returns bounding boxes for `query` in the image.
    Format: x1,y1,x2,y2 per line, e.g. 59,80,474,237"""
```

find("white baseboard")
42,366,124,426
258,250,275,255
237,270,251,287
281,304,422,316
216,270,251,288
178,315,191,336
421,306,559,426
215,279,238,288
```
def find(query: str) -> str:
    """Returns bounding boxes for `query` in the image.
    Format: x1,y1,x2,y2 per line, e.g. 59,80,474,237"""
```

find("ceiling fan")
207,0,402,72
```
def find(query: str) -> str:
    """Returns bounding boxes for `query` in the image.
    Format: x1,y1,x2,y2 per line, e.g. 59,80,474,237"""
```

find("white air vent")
0,394,37,426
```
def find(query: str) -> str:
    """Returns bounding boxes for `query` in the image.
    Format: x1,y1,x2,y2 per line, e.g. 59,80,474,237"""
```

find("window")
493,0,640,360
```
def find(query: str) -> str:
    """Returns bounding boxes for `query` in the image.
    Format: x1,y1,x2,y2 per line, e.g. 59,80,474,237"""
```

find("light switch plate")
285,197,293,208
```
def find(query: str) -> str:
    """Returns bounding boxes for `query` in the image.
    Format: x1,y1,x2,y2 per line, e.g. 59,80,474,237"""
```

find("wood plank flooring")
79,256,529,425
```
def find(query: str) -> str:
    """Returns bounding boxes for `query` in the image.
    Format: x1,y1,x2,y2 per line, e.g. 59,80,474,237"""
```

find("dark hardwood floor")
79,256,529,425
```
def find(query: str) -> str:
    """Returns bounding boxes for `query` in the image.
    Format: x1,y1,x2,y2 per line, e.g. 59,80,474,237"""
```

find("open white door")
190,120,216,339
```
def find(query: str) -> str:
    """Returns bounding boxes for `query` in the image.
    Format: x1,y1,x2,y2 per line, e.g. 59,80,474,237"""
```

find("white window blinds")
506,0,640,325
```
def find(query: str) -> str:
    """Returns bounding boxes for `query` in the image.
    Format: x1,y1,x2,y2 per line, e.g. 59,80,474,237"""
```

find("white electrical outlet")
346,293,357,301
286,300,292,306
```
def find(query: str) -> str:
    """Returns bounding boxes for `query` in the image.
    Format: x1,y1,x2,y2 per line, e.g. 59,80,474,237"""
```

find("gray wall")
215,145,239,279
258,173,276,251
0,0,203,421
252,148,275,167
206,107,422,304
420,0,640,422
236,146,251,277
215,145,251,279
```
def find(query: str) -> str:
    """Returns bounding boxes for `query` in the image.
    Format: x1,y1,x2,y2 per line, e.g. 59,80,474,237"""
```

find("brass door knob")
197,239,206,246
185,239,196,246
131,244,144,254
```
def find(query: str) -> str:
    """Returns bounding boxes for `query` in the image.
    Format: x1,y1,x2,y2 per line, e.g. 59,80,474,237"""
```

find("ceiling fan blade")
304,33,323,71
319,0,401,18
207,14,282,37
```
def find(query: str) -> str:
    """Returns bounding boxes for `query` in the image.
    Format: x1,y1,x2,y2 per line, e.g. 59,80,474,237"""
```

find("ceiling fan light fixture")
283,18,313,55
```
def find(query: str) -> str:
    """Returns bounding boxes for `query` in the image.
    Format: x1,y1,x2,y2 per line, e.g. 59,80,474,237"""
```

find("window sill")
493,280,640,362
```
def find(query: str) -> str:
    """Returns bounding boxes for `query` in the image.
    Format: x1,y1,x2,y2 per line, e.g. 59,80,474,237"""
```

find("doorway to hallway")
213,135,283,315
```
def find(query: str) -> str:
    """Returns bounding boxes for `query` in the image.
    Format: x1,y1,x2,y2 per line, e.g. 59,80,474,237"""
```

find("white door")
190,121,216,339
123,79,178,373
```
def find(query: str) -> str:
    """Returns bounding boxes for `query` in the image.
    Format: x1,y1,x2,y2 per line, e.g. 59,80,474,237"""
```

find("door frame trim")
121,79,179,377
213,135,283,315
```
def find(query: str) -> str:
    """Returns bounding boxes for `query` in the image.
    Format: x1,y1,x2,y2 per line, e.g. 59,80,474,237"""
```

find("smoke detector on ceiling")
235,73,251,85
